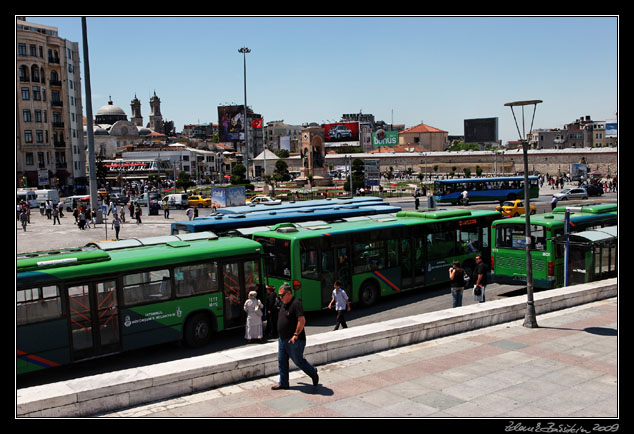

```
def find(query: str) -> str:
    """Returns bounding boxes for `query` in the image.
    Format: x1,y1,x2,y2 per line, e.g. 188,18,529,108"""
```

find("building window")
18,43,27,56
24,130,33,143
26,153,34,166
32,86,41,101
21,87,30,100
36,130,44,143
23,110,31,122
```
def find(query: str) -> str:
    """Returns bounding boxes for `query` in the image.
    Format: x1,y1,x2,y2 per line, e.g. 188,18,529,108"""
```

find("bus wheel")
359,281,379,307
184,312,212,348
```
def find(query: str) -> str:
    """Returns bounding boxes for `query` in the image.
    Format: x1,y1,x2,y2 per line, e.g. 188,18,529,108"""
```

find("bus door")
66,279,120,361
315,245,352,308
400,238,414,288
221,259,261,329
413,235,426,286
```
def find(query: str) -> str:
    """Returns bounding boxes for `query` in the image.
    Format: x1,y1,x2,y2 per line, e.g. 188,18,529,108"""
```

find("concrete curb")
16,278,617,417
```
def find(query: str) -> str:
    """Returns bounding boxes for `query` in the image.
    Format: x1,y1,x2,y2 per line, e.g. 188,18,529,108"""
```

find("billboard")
323,122,360,143
372,130,398,147
606,123,617,138
218,105,245,142
464,117,498,143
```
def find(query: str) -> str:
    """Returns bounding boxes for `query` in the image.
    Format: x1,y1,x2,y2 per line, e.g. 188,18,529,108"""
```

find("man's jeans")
277,337,317,387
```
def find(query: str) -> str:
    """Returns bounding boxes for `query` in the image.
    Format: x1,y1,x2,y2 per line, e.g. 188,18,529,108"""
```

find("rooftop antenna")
504,99,542,329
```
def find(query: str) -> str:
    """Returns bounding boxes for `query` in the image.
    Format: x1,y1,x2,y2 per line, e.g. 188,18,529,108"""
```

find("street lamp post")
504,99,542,329
239,47,251,182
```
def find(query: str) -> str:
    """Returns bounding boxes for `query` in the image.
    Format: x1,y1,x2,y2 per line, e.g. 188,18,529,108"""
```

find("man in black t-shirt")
272,283,319,390
472,255,488,303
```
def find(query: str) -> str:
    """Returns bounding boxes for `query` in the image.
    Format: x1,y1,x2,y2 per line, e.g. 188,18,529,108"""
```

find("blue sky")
25,15,618,144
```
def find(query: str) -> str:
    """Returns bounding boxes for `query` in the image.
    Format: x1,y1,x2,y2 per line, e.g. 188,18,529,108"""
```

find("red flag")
251,118,263,129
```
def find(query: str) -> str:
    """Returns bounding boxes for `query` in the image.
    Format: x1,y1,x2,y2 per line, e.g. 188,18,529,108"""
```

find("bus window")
354,240,386,273
16,285,62,325
458,227,480,253
175,263,218,297
123,269,171,306
427,230,457,259
496,224,546,251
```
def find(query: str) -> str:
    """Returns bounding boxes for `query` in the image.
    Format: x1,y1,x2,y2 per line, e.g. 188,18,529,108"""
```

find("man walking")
328,280,351,330
272,283,319,390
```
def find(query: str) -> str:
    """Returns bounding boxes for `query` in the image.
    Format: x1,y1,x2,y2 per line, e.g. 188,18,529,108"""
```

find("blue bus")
434,176,539,205
171,203,402,236
210,196,385,215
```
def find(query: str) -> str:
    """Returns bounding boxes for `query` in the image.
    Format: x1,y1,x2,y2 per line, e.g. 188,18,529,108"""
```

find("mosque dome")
95,98,128,124
138,127,152,136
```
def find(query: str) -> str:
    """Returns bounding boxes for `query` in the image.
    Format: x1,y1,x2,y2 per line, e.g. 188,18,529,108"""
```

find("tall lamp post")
504,99,542,329
239,47,251,182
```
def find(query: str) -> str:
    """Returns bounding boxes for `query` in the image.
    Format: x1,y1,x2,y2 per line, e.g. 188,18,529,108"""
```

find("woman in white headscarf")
244,290,264,343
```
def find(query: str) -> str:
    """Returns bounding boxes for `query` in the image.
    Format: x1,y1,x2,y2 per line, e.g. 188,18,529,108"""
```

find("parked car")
553,187,588,200
246,195,282,205
110,192,129,205
495,199,537,217
188,195,212,207
580,184,604,197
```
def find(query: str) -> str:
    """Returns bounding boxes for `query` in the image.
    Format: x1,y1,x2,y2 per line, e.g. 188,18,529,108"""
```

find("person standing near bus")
328,280,351,330
272,283,319,390
472,255,488,303
449,261,465,308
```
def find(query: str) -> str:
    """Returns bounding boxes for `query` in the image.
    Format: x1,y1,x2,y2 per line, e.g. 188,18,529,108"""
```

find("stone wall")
322,148,617,177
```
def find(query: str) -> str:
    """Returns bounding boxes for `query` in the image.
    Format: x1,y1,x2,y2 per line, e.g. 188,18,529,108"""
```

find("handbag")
254,303,263,317
473,285,482,296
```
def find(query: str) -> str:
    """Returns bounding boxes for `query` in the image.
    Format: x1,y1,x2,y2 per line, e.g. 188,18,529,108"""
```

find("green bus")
490,203,617,289
253,209,502,310
17,232,262,375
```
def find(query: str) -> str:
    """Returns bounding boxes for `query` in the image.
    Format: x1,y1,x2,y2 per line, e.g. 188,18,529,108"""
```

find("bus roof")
569,225,617,243
213,196,384,215
252,209,501,240
434,176,538,184
17,232,261,282
171,204,402,234
493,203,617,228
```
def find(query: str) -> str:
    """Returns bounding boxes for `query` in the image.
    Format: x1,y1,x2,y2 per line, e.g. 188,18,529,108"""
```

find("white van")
162,193,189,209
35,189,60,206
17,189,38,208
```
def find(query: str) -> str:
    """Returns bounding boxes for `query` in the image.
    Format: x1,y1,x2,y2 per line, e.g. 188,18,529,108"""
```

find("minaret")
149,90,163,133
131,94,143,127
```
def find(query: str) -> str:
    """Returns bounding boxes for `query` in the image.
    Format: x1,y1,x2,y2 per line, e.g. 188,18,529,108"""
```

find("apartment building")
16,17,86,190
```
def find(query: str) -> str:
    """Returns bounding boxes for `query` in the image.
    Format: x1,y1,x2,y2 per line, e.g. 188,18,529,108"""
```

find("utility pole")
239,47,251,182
504,99,542,328
81,17,101,223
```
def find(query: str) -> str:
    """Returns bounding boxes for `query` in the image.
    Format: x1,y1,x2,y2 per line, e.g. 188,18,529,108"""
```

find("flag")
251,118,263,129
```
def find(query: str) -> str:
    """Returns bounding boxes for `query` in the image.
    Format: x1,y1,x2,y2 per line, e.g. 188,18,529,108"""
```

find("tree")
230,163,247,185
274,159,290,182
176,171,195,192
344,158,365,192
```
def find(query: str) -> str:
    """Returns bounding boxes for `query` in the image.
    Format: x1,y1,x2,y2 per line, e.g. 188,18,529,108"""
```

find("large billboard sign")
218,105,245,142
606,123,617,138
322,122,360,142
464,117,498,143
372,130,398,147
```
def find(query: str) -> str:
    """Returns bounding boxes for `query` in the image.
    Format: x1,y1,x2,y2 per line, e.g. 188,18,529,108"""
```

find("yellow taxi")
187,195,212,207
496,199,537,217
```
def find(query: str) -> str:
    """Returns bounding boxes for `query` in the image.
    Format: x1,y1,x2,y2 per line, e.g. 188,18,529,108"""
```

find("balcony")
51,100,63,107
